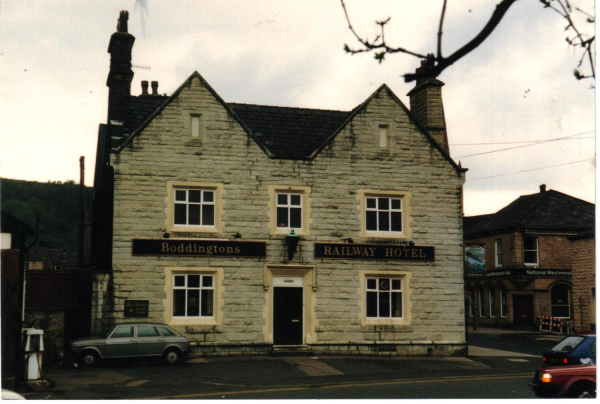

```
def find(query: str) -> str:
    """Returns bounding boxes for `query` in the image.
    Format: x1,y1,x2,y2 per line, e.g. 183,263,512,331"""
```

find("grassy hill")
1,178,93,250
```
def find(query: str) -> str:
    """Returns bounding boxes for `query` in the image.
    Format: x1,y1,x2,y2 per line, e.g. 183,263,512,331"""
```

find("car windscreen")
102,325,116,338
551,336,585,352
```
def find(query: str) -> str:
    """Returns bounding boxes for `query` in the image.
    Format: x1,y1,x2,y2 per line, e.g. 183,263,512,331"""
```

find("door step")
270,345,314,356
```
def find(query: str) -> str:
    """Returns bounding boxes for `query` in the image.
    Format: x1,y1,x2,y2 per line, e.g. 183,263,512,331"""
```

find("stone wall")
107,76,466,354
571,236,595,331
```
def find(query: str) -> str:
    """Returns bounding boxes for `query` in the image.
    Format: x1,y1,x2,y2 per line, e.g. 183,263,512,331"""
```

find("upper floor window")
191,114,201,138
276,193,302,230
366,197,402,233
494,239,503,267
379,125,390,149
358,190,412,239
174,189,214,227
268,186,312,236
166,182,224,234
523,236,539,266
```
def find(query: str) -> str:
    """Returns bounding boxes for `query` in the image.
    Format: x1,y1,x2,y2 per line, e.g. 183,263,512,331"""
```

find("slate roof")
464,189,595,237
228,103,351,159
125,95,169,135
116,71,464,172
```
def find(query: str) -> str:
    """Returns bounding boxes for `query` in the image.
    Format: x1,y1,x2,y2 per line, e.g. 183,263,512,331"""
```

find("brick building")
570,231,595,332
464,185,595,330
92,11,467,356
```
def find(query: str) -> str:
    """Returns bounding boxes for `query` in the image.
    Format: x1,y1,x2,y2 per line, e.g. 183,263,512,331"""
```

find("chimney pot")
141,81,149,95
117,10,129,33
151,81,159,95
540,184,547,193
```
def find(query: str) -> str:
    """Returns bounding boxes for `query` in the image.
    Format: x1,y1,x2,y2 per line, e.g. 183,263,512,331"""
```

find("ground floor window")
551,284,571,318
173,274,214,317
366,277,402,318
478,288,484,317
468,290,474,317
500,287,507,317
489,288,496,317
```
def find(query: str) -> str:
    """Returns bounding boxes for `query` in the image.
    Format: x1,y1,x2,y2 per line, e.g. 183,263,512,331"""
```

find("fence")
539,316,572,334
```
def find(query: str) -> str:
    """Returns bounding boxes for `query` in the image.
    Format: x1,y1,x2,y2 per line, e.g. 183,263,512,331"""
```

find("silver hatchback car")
68,323,191,366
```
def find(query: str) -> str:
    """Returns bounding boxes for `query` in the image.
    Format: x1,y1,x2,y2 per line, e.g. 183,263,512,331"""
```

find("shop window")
551,284,571,318
489,288,496,317
468,289,474,317
268,186,311,236
494,239,503,267
523,236,539,266
500,287,507,317
173,274,214,318
478,288,485,317
166,182,224,234
163,267,223,326
357,190,412,239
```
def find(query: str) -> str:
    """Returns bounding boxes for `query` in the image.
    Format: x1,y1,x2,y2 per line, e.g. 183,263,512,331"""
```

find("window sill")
272,227,308,237
362,231,407,240
168,317,218,327
169,225,219,234
363,318,410,327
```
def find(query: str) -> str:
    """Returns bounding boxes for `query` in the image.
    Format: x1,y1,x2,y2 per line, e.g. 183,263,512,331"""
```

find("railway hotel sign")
314,242,434,261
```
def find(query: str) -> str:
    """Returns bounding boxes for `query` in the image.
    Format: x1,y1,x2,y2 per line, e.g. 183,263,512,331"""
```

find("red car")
529,364,596,398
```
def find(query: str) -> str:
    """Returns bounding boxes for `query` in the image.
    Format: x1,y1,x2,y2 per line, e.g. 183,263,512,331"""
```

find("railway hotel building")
92,11,468,356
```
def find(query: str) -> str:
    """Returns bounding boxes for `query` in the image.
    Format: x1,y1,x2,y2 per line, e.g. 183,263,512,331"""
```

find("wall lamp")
285,229,300,261
341,238,354,244
233,233,242,239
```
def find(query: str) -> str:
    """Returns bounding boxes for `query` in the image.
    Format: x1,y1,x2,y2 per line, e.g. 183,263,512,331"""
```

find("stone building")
464,185,595,330
92,11,467,356
570,231,595,332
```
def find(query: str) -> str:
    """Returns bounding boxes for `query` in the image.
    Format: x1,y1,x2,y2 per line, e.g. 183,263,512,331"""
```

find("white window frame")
174,189,215,227
494,239,503,267
190,114,201,138
163,267,223,326
489,288,496,317
166,182,224,234
268,186,311,236
172,273,215,318
478,288,484,317
500,287,507,318
366,277,403,319
360,270,411,326
275,192,303,230
357,190,412,239
523,236,539,266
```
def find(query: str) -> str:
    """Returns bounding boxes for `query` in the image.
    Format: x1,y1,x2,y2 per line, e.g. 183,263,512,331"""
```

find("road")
24,328,564,400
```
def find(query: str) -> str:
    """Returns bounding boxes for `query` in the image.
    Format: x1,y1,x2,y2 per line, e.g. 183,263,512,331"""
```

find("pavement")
16,327,566,400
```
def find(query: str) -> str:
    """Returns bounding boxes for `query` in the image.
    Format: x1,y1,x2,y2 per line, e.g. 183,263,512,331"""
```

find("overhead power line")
451,136,594,146
454,130,595,159
466,159,594,182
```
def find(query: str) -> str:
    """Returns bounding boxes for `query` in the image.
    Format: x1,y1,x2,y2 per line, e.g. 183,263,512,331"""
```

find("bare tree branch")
437,0,448,59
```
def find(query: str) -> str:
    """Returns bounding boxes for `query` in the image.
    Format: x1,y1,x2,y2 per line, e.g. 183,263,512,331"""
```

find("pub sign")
132,239,267,258
314,242,434,261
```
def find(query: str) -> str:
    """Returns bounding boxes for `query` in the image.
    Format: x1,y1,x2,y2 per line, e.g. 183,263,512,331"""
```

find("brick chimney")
540,184,547,193
406,54,449,152
141,81,149,95
151,81,159,95
106,10,135,126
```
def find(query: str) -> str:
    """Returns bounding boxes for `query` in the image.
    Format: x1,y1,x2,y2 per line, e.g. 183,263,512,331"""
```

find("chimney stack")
151,81,159,95
406,54,449,153
141,81,149,95
107,10,135,126
540,184,547,193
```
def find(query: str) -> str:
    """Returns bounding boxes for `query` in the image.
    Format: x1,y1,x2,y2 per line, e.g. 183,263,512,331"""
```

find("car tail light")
562,358,568,364
542,357,546,363
541,373,553,383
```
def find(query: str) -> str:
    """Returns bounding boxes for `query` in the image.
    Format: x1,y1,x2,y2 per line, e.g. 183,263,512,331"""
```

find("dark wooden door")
513,294,534,327
273,287,303,345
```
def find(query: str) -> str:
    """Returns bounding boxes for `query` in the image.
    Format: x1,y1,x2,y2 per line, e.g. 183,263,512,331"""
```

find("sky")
0,0,595,216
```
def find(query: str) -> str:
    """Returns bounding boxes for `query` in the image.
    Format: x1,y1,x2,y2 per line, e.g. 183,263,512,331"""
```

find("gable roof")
114,73,465,172
464,189,595,237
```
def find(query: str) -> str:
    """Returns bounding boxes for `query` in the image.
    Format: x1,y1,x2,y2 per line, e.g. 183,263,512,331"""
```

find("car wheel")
568,382,596,398
80,351,99,368
163,350,180,365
